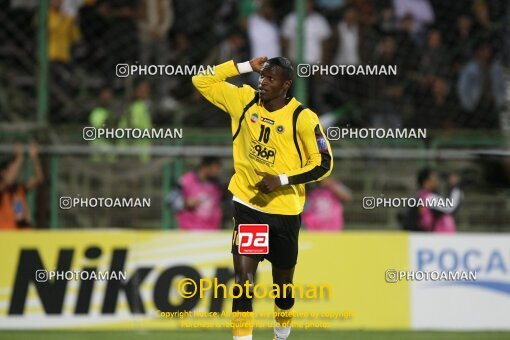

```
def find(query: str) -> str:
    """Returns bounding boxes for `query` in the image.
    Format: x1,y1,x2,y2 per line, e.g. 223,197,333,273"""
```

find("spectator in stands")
457,41,505,129
12,143,43,228
315,0,345,22
89,86,116,162
451,13,474,68
333,5,361,66
368,34,404,128
210,31,249,88
0,143,43,229
138,0,172,65
413,77,458,130
416,167,463,233
282,0,332,110
472,0,496,43
393,0,434,40
166,33,195,101
247,1,280,86
61,0,85,19
328,5,377,111
353,0,378,30
247,0,281,63
0,145,23,229
138,0,173,102
48,0,80,65
99,0,140,78
302,177,352,231
77,0,109,73
172,0,218,66
118,80,153,162
47,0,80,115
213,0,239,37
281,0,331,65
216,31,248,68
378,5,396,34
417,26,450,87
395,14,419,75
170,157,224,230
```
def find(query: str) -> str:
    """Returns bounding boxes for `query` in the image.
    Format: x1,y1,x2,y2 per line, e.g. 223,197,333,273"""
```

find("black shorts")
231,201,301,270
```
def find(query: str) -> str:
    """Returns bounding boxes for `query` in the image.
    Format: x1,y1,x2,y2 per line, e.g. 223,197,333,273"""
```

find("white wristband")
237,61,253,74
279,174,289,186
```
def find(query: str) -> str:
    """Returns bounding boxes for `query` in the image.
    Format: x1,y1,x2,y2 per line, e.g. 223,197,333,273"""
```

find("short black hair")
417,167,435,187
264,57,294,81
200,156,221,167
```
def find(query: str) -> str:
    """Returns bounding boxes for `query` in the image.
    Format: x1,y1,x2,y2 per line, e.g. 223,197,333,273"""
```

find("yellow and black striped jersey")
192,60,333,215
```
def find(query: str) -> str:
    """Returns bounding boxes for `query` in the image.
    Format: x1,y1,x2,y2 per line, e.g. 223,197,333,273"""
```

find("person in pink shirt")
172,157,224,230
416,168,463,233
302,177,352,231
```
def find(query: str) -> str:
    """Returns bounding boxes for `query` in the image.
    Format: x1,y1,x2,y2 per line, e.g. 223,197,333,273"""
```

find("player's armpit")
284,115,333,185
191,60,255,119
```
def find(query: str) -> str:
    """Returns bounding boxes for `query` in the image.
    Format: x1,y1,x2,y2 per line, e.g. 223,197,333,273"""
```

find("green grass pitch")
1,330,510,340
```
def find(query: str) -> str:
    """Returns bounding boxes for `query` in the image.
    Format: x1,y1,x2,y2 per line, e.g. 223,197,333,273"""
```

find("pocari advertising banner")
410,234,510,330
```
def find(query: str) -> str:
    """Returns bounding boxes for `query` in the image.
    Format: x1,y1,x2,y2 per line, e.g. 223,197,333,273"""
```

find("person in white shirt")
281,0,332,64
393,0,434,34
333,5,360,65
247,0,281,86
281,0,332,111
247,0,281,60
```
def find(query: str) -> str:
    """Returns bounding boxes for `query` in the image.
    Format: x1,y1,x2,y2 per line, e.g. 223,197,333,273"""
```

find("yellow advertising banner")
0,231,409,330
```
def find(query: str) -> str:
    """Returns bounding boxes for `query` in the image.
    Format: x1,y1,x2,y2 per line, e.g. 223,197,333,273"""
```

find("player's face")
258,66,290,101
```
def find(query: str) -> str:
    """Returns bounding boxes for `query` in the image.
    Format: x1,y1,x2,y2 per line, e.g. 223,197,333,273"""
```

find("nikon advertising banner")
0,231,408,330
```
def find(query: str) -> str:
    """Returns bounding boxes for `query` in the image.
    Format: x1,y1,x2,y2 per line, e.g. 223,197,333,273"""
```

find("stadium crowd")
0,0,508,231
2,0,508,129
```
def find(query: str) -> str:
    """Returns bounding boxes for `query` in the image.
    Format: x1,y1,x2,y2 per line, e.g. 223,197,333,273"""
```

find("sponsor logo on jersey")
261,117,275,125
238,224,269,254
249,140,276,166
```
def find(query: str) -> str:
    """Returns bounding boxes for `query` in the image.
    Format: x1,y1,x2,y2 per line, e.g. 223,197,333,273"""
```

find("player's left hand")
255,169,281,194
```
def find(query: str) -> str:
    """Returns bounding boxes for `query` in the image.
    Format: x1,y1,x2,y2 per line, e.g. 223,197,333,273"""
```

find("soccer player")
192,57,333,340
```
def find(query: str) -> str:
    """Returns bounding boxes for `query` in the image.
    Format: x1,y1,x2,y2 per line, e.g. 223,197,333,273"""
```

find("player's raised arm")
282,110,333,185
192,58,267,118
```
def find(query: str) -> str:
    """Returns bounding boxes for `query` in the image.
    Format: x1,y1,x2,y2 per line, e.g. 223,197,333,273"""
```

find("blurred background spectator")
169,157,224,231
416,167,463,233
281,0,331,65
2,0,506,129
457,41,505,129
302,177,352,231
88,85,116,163
118,79,153,163
0,144,43,229
0,0,509,230
138,0,173,102
282,0,331,110
393,0,434,39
